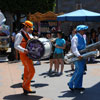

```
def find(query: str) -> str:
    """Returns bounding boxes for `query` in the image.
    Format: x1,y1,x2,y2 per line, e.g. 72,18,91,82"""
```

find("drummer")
14,20,36,95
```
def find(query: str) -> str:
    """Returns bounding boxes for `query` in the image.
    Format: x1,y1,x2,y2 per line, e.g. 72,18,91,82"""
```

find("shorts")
53,53,64,59
50,53,54,59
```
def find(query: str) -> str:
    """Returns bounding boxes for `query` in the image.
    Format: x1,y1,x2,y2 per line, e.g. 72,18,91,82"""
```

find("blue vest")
76,33,86,50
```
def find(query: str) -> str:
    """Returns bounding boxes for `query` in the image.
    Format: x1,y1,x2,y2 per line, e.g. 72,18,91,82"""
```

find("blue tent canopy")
57,9,100,22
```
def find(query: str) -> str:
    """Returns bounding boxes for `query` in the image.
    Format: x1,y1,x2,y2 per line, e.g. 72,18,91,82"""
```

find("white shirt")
71,33,85,57
14,29,33,53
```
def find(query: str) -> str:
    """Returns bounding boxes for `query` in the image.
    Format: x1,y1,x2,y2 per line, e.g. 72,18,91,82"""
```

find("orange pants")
20,53,35,91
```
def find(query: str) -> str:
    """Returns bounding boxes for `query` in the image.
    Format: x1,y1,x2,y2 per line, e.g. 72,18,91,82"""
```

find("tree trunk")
16,13,21,30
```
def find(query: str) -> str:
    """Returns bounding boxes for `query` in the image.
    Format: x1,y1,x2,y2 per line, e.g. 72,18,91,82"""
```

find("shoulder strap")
21,31,28,41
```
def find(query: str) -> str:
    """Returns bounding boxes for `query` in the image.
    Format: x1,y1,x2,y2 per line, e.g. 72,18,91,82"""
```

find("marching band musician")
68,25,88,91
14,20,36,95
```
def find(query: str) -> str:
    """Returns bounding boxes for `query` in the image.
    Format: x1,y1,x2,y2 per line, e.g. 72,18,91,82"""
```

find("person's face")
46,34,51,39
24,26,31,33
72,29,76,34
92,32,96,38
29,30,33,34
79,30,85,35
57,33,62,38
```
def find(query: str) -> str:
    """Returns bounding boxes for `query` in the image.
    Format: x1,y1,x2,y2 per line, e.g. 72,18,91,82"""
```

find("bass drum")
26,38,52,60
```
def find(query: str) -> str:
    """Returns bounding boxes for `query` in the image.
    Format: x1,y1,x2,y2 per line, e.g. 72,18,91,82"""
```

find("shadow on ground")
58,82,100,100
3,94,43,100
64,70,74,77
87,60,100,64
11,83,22,88
39,71,62,78
31,83,49,88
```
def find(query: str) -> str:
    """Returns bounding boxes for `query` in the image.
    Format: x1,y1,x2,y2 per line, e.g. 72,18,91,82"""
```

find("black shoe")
71,69,75,71
23,89,36,95
75,87,85,91
21,74,24,80
55,72,60,76
69,87,74,91
68,83,74,91
48,69,52,73
59,72,63,76
83,72,86,75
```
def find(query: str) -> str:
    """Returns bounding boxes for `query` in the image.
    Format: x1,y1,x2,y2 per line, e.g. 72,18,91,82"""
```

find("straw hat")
23,20,33,30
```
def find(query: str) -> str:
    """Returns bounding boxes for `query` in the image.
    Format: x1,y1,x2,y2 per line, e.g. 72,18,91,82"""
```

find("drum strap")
21,31,28,42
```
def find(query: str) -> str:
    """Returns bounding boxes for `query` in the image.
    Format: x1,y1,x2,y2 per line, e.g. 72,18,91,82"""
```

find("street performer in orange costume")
14,20,36,95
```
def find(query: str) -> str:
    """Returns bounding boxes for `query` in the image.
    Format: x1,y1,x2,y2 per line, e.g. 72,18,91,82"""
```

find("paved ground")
0,59,100,100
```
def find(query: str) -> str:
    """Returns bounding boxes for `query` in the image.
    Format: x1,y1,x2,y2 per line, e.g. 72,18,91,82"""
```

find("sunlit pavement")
0,59,100,100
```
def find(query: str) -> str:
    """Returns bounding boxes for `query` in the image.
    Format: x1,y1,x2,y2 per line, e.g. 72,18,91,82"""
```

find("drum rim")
40,38,53,59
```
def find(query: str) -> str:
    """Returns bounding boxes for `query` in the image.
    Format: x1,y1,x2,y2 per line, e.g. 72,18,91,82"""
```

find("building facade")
56,0,100,35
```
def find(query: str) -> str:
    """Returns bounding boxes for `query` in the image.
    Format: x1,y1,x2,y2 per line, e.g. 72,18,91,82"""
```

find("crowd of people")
10,21,100,74
9,20,100,94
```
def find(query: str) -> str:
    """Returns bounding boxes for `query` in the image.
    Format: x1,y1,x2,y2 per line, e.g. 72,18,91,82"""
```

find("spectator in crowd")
98,27,100,41
85,32,90,45
53,31,66,75
97,27,100,57
46,31,56,74
32,30,39,39
69,28,77,71
88,30,98,62
90,30,98,44
8,30,19,62
64,36,70,54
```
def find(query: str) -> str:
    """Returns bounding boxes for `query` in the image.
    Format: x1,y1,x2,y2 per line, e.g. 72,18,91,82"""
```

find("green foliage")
0,0,56,30
0,0,55,14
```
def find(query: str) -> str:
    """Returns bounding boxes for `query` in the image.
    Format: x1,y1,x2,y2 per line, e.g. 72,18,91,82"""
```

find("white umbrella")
57,9,100,22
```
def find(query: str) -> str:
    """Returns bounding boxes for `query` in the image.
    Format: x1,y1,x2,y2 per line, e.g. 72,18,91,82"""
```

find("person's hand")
55,45,59,48
24,49,29,54
78,56,83,60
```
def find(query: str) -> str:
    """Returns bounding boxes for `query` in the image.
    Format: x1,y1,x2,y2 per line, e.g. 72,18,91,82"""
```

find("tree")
0,0,55,30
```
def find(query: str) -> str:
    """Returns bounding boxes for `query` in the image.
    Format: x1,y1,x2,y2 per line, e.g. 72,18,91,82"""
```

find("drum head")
26,39,45,60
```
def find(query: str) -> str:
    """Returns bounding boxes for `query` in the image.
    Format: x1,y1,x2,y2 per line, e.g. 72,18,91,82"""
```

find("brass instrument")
66,41,100,59
64,41,100,63
65,50,98,63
